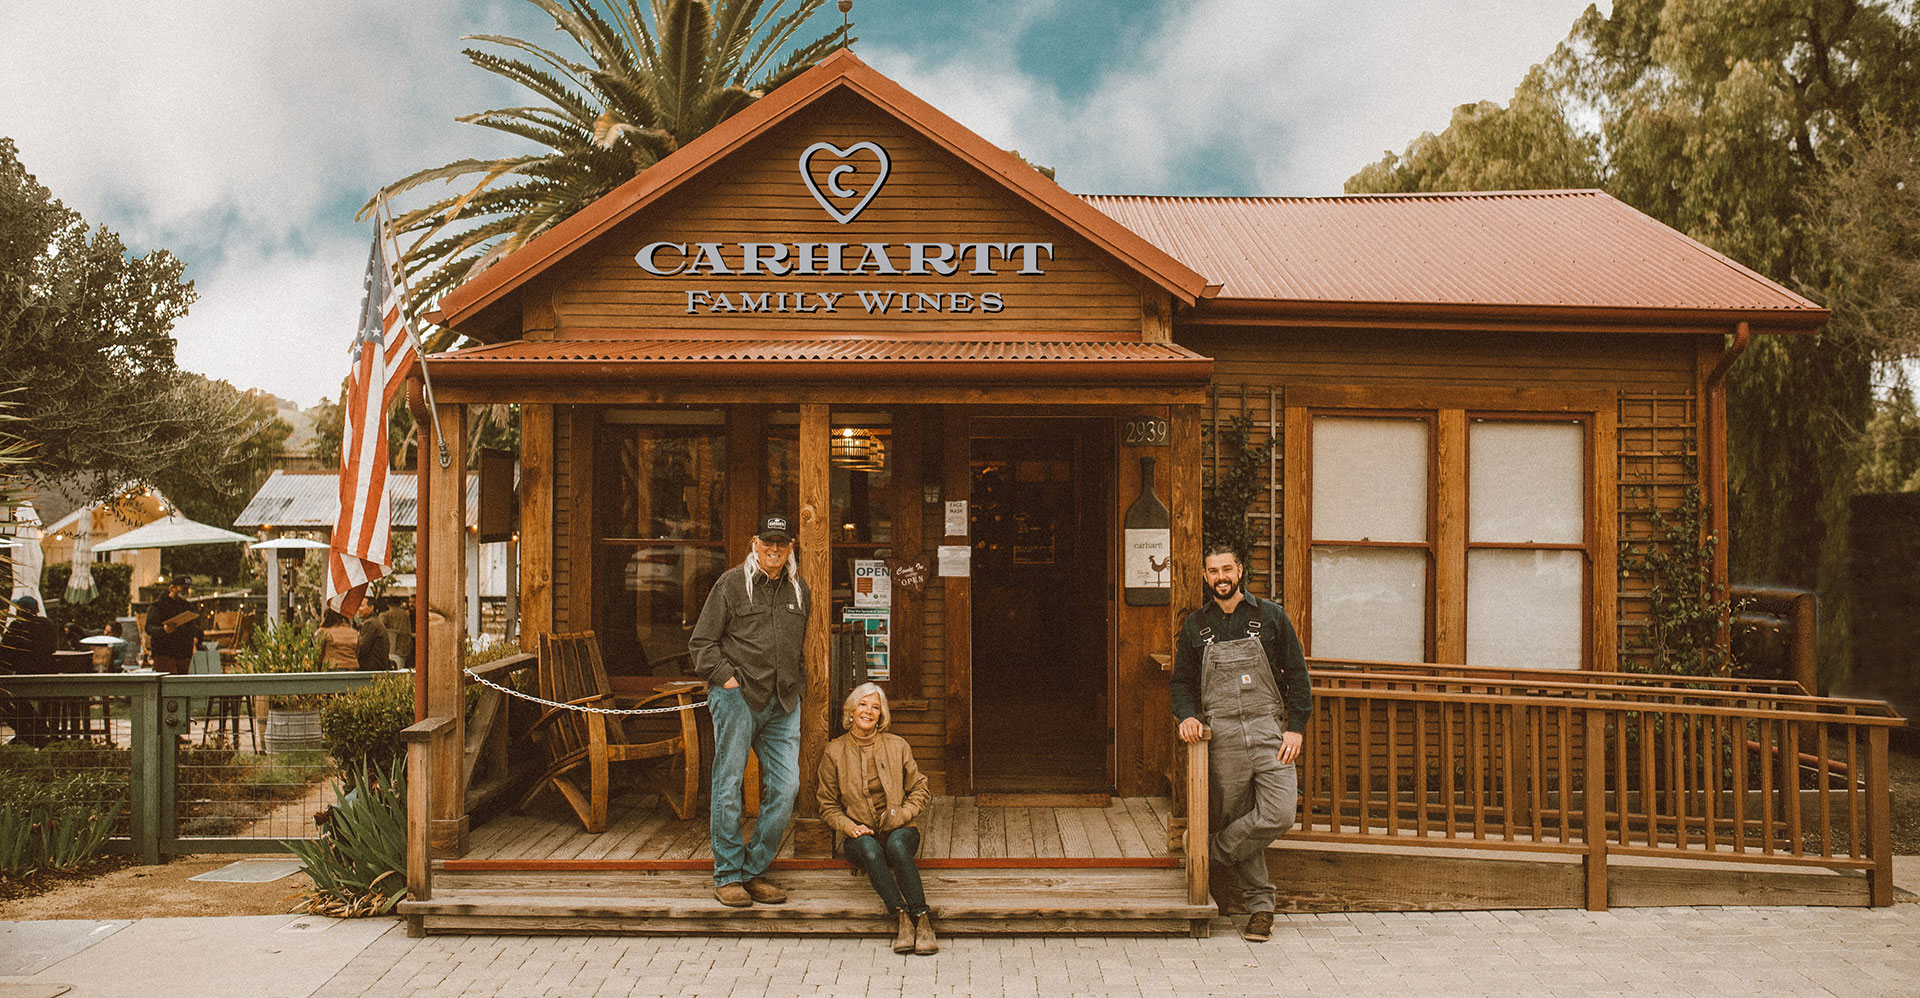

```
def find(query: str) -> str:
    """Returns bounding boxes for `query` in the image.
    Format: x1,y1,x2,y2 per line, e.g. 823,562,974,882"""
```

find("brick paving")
310,904,1920,997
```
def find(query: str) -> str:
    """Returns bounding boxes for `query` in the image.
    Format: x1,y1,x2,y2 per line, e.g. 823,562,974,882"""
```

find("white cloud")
0,0,537,405
868,0,1601,195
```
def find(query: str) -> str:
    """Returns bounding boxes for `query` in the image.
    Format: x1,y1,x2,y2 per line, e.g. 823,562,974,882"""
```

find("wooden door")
968,419,1113,792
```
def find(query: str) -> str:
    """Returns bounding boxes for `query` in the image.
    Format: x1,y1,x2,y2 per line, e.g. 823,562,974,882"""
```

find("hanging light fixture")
830,427,881,467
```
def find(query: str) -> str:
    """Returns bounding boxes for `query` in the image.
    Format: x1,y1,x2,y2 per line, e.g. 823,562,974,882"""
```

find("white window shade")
1312,417,1428,542
1467,549,1583,669
1310,546,1426,662
1469,421,1583,544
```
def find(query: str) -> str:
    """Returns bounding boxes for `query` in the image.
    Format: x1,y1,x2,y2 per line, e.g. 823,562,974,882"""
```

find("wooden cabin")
395,51,1902,935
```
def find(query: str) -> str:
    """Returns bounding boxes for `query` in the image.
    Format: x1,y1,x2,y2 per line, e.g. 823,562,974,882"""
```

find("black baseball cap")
757,514,793,541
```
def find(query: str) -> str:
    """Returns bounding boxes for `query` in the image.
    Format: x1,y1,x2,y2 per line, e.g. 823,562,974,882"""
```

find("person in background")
145,579,202,675
817,682,937,955
318,610,360,670
377,596,413,667
0,595,58,674
354,602,390,670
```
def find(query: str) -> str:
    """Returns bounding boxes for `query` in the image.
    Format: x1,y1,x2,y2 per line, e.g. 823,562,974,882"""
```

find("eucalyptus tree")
370,0,851,318
1348,0,1920,676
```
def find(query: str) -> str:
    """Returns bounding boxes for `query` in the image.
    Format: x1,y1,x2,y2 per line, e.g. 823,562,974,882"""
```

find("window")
594,410,728,676
1466,419,1585,669
1309,416,1431,662
1306,411,1589,669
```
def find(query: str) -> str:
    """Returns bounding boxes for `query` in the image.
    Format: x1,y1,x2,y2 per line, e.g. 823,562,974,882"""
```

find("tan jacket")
816,732,931,839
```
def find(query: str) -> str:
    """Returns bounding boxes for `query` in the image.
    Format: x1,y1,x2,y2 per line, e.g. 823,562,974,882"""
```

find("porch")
399,794,1215,936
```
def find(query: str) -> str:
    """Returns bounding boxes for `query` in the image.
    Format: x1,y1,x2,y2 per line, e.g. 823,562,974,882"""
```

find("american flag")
325,219,420,616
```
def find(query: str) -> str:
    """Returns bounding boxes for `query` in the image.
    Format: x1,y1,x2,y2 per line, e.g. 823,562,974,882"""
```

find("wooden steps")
401,866,1216,936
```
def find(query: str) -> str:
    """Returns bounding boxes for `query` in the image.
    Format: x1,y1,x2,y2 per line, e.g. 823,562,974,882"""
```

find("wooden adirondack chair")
519,631,701,832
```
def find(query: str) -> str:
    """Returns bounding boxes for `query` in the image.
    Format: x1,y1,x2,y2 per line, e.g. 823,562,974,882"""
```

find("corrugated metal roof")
438,338,1209,365
235,470,478,529
1079,190,1822,315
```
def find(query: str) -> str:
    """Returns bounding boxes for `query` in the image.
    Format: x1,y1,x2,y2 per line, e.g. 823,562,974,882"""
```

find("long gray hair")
741,540,803,612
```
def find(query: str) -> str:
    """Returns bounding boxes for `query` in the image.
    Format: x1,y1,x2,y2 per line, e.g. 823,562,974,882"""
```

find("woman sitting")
817,682,936,955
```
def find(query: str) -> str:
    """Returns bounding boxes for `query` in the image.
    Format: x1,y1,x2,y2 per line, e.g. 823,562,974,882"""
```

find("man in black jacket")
0,595,57,674
1171,544,1313,942
145,579,202,674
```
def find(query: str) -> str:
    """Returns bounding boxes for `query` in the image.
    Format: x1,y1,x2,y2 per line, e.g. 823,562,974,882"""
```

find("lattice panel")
1616,391,1699,672
1206,385,1284,601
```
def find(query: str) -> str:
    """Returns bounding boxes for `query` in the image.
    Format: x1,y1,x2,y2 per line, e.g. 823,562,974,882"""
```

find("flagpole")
377,191,454,471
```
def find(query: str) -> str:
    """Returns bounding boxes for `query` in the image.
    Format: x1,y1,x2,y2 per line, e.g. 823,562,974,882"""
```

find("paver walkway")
307,904,1920,998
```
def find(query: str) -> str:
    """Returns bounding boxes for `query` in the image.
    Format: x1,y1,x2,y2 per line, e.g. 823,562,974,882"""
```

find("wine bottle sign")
1124,455,1172,605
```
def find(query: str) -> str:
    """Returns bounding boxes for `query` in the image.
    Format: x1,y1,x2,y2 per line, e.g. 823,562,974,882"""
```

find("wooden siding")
547,93,1144,338
1183,326,1703,671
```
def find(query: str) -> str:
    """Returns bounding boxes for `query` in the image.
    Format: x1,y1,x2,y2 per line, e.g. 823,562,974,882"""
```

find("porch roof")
424,336,1214,386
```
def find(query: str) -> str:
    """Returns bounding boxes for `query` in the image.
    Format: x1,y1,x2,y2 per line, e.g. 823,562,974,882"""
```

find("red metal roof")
426,337,1213,384
1081,191,1826,329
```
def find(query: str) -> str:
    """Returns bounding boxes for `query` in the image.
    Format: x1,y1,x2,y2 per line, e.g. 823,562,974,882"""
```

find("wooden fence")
1295,659,1904,907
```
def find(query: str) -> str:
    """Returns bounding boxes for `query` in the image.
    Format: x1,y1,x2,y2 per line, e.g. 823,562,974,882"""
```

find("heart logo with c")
798,141,890,225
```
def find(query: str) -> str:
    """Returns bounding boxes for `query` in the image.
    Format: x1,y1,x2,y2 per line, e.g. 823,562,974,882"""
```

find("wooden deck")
400,794,1214,936
459,794,1181,865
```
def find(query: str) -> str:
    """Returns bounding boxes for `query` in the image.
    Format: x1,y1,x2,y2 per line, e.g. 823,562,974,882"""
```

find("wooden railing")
1293,663,1905,907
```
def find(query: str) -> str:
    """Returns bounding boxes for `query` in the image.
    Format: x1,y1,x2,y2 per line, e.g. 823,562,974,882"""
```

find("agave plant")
289,757,410,916
366,0,851,334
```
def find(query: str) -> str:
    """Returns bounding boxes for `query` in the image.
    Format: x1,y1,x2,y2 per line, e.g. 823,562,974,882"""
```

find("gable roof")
429,49,1213,335
1083,191,1828,332
235,470,478,530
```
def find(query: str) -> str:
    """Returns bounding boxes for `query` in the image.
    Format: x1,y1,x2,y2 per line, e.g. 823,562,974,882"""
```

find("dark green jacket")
1171,592,1312,733
689,564,809,712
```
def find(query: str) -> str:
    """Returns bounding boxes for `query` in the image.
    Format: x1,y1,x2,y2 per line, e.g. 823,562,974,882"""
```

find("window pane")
1467,549,1583,669
1310,545,1426,661
595,544,728,678
1312,417,1428,543
597,420,726,542
1469,420,1583,544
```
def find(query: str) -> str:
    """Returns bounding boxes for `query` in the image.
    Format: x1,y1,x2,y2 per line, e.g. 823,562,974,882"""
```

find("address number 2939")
1122,417,1170,446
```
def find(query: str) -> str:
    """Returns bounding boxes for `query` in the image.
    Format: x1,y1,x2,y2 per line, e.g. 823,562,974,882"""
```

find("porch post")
518,405,553,652
427,402,469,854
792,402,834,856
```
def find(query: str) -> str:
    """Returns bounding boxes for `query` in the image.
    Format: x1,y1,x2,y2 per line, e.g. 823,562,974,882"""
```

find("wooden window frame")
1284,387,1617,671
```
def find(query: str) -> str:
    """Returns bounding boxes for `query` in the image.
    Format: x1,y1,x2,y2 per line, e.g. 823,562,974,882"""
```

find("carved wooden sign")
886,554,930,598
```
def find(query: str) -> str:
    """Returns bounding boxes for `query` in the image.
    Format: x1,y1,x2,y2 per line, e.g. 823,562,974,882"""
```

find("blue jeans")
843,826,927,916
707,685,800,886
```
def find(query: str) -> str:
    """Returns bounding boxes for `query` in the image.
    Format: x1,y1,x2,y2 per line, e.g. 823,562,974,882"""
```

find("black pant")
843,826,927,916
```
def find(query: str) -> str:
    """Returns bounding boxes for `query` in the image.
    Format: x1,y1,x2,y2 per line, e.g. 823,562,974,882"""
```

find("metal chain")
462,668,707,715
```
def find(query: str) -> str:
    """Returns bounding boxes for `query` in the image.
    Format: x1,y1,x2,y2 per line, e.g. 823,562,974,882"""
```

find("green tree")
153,377,292,583
1346,1,1920,681
370,0,850,320
0,137,212,499
1855,374,1920,492
1346,67,1600,194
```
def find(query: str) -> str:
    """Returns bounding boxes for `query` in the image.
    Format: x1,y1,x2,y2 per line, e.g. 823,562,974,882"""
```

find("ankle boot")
913,911,938,955
893,910,915,953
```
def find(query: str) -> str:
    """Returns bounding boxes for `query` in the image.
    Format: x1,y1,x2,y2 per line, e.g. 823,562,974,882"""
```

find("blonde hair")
842,682,890,732
741,539,803,612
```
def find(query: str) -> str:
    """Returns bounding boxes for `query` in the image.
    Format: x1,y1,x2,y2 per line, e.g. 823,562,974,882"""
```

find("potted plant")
236,621,331,754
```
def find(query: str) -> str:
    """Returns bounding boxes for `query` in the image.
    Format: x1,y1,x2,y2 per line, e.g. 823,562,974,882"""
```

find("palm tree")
366,0,850,331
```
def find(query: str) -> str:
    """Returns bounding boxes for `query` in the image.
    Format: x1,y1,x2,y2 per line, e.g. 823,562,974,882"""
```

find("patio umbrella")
6,503,44,605
90,514,255,552
65,506,97,605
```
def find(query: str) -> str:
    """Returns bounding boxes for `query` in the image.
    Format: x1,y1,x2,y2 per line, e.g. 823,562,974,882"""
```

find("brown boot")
913,911,938,955
892,910,915,953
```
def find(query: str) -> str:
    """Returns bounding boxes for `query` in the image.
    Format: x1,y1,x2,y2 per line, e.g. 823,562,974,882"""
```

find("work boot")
1242,911,1273,942
913,912,939,955
744,876,788,904
893,910,915,953
714,882,753,907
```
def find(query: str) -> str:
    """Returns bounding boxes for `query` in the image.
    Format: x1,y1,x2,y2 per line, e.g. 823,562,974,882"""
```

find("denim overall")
1200,621,1298,915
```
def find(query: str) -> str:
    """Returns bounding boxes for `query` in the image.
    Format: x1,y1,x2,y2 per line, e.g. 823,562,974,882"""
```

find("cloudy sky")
1,0,1601,407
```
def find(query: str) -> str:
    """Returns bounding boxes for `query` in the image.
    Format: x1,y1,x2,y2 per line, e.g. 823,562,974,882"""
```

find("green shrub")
322,672,414,780
42,561,136,636
0,769,127,875
236,620,330,709
288,757,408,917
